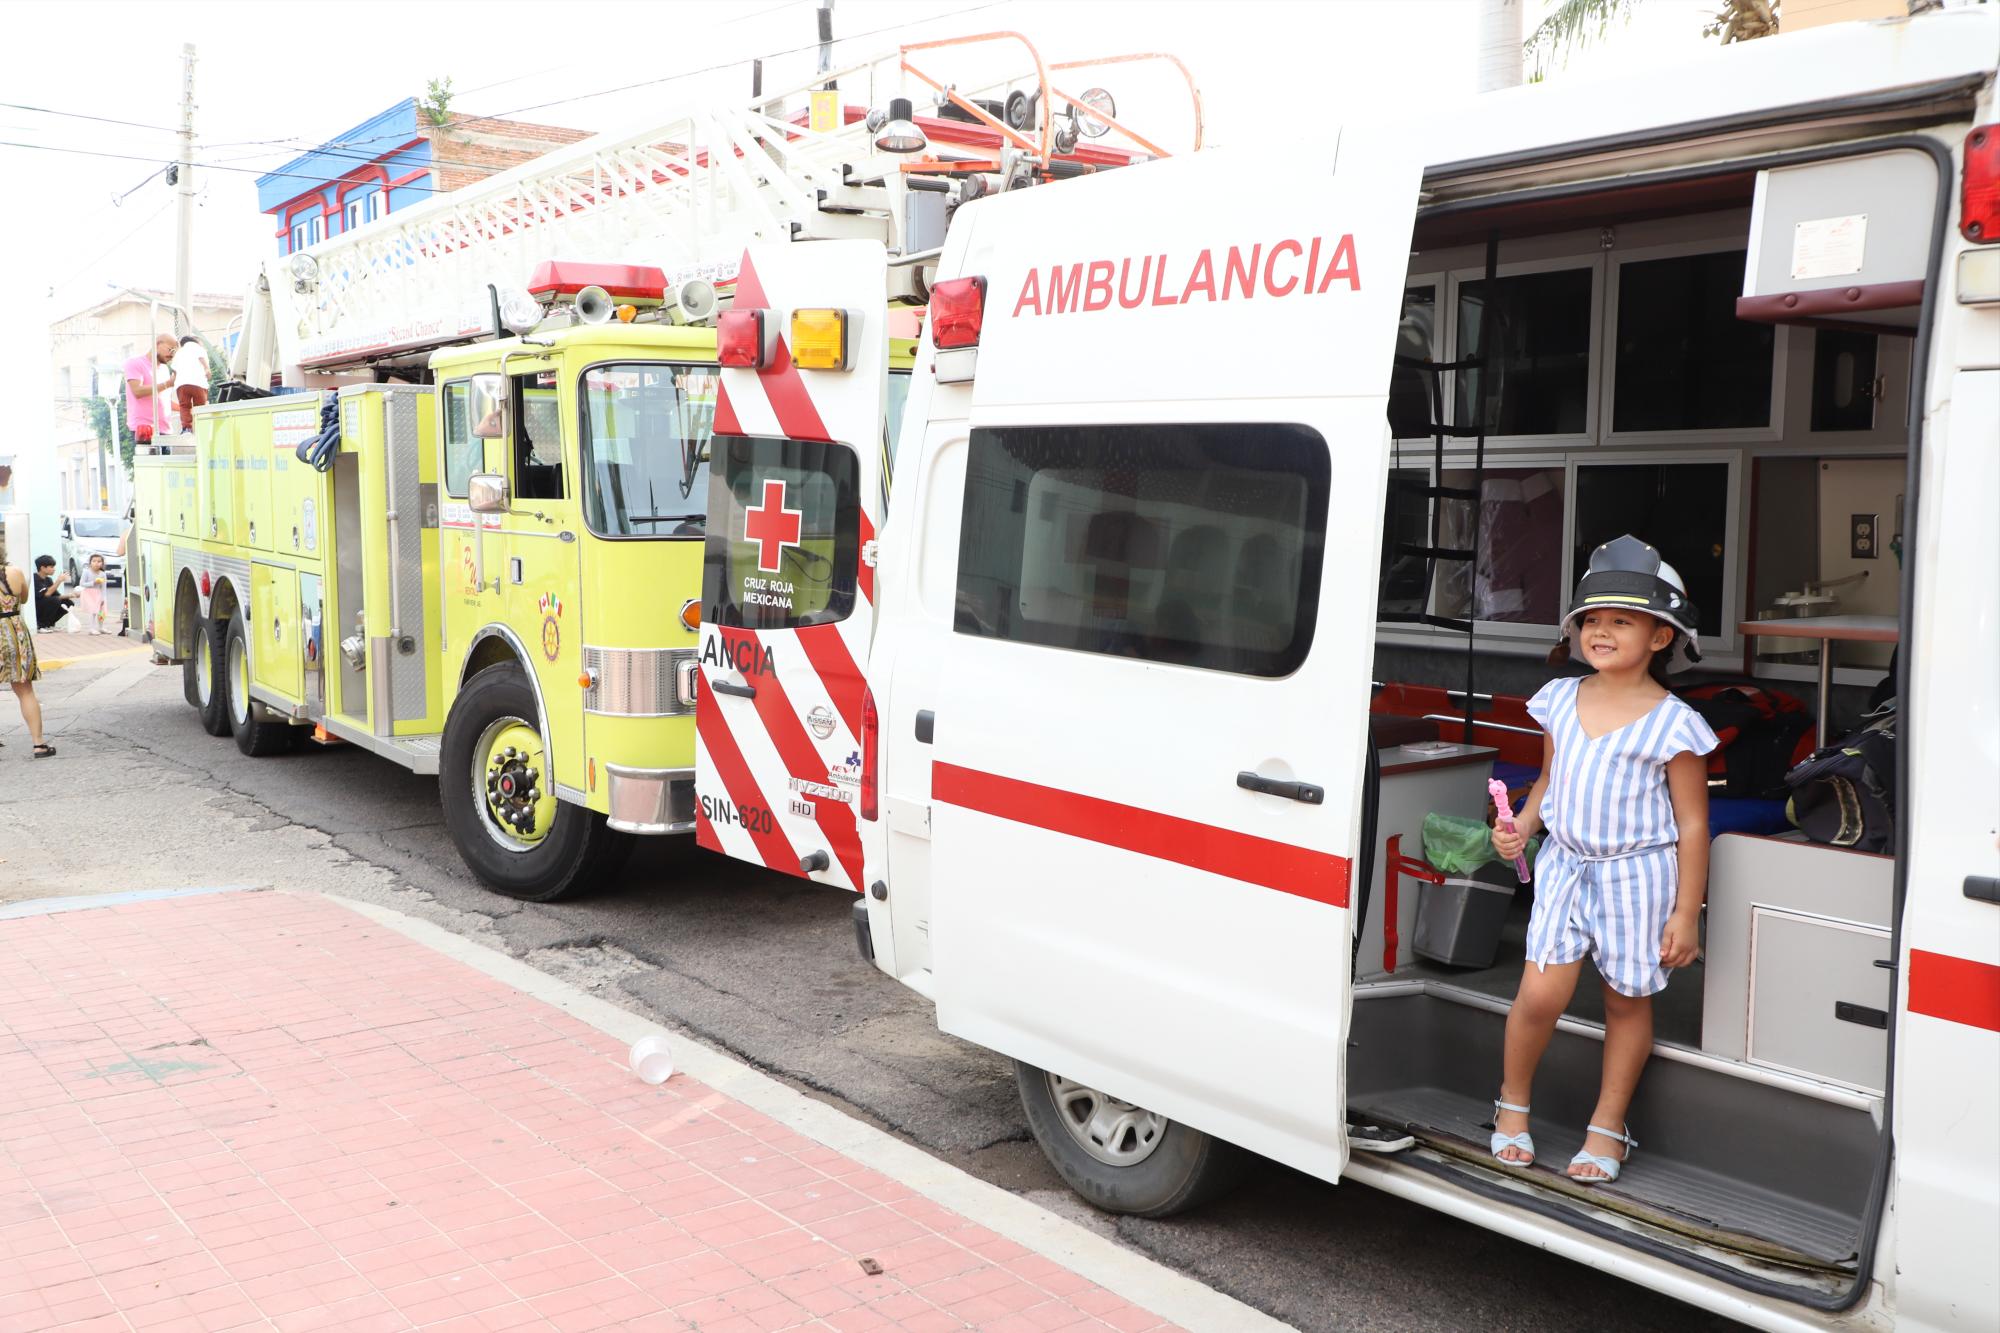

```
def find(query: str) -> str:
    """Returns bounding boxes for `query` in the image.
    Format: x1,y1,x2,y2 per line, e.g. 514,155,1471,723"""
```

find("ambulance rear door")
695,240,887,893
917,138,1421,1184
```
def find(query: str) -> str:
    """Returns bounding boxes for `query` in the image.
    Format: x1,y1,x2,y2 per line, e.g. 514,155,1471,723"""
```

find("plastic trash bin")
1413,863,1518,968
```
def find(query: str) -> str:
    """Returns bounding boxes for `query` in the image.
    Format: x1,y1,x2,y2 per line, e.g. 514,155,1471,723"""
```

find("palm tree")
1523,0,1781,78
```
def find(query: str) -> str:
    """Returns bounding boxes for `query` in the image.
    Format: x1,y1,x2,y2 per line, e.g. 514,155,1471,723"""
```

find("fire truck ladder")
247,35,1198,382
1379,231,1501,745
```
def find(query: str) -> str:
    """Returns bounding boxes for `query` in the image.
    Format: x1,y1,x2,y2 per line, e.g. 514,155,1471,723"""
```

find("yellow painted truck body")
135,320,913,900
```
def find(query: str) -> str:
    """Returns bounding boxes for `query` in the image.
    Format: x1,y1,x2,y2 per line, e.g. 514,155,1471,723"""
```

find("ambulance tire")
189,617,232,737
1014,1061,1244,1218
440,663,606,903
225,611,295,757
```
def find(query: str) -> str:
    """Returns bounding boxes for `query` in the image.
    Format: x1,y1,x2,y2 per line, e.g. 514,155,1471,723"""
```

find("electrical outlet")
1851,513,1879,560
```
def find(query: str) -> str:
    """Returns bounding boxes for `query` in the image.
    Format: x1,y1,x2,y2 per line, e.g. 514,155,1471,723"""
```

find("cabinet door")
1748,908,1891,1091
200,416,235,545
251,563,302,702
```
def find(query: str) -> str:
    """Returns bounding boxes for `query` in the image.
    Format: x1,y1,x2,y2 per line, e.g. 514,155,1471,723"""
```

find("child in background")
74,554,112,634
1488,536,1718,1183
172,336,209,434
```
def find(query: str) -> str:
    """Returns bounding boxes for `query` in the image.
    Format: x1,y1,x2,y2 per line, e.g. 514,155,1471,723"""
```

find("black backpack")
1783,704,1896,853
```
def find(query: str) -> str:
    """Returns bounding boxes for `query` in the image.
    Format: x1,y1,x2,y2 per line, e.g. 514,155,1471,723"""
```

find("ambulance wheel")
440,663,606,902
1014,1061,1243,1218
225,611,294,757
189,617,232,737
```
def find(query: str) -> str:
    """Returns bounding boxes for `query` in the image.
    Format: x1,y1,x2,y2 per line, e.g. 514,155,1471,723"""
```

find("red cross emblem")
743,478,803,574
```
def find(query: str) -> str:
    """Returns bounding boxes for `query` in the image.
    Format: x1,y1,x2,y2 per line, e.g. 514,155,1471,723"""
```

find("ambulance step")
1350,1085,1862,1271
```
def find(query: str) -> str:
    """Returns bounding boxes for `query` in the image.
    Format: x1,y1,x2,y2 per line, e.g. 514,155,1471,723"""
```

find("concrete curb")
330,892,1295,1333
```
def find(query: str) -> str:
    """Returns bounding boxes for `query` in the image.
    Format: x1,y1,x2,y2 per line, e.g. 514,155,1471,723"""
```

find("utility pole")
173,43,196,338
817,0,835,84
1476,0,1524,93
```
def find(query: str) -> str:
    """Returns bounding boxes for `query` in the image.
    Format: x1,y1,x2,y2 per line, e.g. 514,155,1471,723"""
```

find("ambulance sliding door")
919,141,1421,1184
696,242,888,894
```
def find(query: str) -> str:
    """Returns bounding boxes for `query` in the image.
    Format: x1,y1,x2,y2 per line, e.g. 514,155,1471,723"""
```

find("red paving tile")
0,891,1186,1331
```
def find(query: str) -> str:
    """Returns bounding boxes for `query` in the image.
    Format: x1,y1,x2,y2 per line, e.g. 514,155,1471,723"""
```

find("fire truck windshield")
579,361,718,538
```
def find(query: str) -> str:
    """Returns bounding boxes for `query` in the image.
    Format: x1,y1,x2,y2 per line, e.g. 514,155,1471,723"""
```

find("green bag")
1422,813,1496,876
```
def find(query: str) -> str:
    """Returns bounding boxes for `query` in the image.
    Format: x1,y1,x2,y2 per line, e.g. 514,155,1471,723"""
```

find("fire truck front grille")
582,646,697,717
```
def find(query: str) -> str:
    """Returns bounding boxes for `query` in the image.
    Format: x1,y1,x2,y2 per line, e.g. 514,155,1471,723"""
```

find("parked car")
59,511,125,588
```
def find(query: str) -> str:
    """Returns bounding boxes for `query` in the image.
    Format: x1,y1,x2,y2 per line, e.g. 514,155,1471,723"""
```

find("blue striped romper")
1525,677,1719,997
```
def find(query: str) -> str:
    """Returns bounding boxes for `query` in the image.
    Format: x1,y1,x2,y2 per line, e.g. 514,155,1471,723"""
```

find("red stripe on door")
795,624,865,748
758,339,833,443
1908,949,2000,1033
695,685,800,872
722,628,864,893
730,251,833,443
932,763,1351,908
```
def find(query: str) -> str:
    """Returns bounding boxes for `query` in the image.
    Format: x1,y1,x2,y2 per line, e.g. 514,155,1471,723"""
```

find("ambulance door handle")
1237,771,1324,805
915,710,934,744
710,680,756,699
1965,875,2000,905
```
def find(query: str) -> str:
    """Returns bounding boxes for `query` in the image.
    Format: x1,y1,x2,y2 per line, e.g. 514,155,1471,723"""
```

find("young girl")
74,553,111,635
1489,535,1718,1184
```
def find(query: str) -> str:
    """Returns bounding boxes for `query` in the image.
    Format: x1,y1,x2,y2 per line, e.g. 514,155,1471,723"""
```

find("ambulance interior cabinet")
1702,834,1894,1092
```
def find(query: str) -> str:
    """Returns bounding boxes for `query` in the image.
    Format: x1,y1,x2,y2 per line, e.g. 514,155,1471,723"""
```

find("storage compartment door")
251,563,302,702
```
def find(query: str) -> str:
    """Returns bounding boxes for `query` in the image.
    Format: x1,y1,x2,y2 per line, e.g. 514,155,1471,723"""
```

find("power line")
0,140,448,192
0,101,179,134
47,197,176,300
481,0,1011,120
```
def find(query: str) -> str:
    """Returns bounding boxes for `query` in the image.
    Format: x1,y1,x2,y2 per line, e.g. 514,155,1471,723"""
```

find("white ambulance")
694,13,2000,1330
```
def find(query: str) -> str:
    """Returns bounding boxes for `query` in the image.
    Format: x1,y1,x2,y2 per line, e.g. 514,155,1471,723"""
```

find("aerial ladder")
232,35,1202,388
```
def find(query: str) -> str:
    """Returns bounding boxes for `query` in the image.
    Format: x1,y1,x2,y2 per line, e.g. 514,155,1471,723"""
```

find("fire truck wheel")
225,611,296,757
189,617,232,737
1013,1061,1243,1218
440,664,606,902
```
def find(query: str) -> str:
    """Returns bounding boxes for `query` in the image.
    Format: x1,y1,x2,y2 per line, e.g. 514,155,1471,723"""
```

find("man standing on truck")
123,333,178,448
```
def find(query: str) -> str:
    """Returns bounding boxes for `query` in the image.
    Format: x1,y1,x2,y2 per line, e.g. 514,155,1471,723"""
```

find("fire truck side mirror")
469,373,509,440
468,473,510,515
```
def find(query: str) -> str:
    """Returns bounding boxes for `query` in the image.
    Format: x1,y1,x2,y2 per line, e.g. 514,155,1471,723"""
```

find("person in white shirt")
170,336,209,434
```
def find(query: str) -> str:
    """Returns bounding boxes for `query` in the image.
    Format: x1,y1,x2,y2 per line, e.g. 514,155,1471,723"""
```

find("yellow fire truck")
133,37,1176,900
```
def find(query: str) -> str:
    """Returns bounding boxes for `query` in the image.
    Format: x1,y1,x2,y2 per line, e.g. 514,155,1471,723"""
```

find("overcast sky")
0,0,1714,528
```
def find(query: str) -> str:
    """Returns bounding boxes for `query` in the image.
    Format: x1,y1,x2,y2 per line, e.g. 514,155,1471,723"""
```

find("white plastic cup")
629,1034,675,1085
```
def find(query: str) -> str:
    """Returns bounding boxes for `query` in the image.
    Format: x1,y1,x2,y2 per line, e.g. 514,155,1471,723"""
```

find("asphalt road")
11,655,1745,1333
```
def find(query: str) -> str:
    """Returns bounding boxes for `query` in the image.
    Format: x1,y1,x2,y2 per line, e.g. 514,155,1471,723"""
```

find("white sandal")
1490,1098,1535,1166
1568,1123,1637,1184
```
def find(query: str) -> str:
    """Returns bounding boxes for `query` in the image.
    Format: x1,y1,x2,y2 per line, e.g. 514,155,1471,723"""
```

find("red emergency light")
526,260,667,305
859,684,880,822
1964,124,2000,242
928,276,986,349
717,308,768,368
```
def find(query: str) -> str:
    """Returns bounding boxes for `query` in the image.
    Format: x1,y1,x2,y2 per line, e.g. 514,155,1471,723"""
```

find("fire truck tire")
1013,1061,1244,1218
189,617,232,737
225,612,295,757
440,663,606,902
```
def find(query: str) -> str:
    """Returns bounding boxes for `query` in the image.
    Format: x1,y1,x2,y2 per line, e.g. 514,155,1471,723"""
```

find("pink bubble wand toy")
1488,777,1531,883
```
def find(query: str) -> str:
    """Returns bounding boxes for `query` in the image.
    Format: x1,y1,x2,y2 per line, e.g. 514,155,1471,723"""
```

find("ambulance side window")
441,381,479,497
955,424,1329,677
512,373,566,501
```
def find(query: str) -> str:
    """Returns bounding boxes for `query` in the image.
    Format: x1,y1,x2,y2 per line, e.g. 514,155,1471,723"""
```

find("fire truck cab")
698,12,2000,1330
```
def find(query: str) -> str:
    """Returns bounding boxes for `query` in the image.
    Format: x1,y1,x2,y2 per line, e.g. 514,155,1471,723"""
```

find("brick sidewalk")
33,630,146,670
0,892,1183,1333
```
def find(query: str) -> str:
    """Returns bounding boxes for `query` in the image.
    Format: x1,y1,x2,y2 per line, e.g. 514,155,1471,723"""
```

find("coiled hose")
295,395,341,472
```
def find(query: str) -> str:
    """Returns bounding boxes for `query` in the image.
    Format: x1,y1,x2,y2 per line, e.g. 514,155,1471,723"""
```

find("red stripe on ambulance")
694,689,799,871
796,625,865,747
1908,949,2000,1033
725,628,865,893
730,251,833,443
932,763,1351,907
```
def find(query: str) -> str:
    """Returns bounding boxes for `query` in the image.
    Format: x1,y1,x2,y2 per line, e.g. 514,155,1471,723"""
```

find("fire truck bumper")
604,766,698,835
